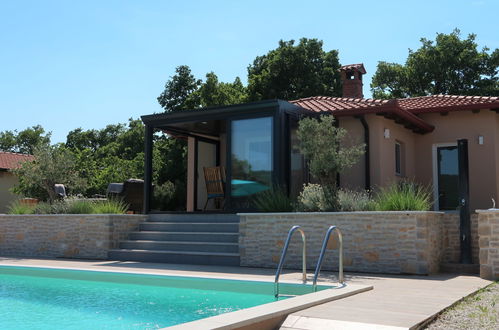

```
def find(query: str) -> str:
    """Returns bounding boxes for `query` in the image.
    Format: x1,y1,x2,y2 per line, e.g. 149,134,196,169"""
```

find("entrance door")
434,144,459,211
196,140,218,210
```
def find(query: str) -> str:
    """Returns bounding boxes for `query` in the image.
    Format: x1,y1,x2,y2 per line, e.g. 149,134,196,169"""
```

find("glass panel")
437,146,459,210
231,117,273,206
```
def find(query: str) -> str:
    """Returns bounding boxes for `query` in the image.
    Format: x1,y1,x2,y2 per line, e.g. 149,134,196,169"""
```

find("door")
196,140,218,210
434,144,459,211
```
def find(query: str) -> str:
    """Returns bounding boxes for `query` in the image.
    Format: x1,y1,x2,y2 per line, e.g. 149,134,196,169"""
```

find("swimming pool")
0,266,332,329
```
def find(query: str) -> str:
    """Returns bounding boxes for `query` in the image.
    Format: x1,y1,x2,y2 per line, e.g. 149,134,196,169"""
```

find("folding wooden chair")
203,166,225,210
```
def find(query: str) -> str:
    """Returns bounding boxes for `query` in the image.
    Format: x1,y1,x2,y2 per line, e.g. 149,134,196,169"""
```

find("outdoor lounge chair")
203,166,225,210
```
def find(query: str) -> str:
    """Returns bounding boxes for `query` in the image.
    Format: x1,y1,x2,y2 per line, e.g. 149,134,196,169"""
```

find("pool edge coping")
164,283,373,330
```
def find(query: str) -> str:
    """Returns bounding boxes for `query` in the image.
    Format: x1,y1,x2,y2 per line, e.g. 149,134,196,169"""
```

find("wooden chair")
203,166,225,210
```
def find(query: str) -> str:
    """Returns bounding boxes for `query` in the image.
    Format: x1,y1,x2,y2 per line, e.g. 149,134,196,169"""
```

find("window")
395,141,404,176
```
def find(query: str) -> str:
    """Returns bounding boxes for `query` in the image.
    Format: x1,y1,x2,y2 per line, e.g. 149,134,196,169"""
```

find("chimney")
339,63,366,98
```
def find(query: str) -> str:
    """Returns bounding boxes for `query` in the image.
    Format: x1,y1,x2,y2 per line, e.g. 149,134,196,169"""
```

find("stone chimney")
339,63,366,98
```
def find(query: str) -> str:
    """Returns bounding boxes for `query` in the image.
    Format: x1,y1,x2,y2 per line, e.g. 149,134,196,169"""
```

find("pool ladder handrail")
313,226,344,291
274,225,307,298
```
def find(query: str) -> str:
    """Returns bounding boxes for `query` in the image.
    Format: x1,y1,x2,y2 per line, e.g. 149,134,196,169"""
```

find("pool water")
0,266,330,329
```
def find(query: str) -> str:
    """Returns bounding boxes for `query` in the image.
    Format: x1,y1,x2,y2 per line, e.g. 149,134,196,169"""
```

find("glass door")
230,116,273,208
436,145,459,210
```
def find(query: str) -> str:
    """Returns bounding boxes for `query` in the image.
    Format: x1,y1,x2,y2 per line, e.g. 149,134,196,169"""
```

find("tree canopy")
371,30,499,99
0,125,51,155
247,38,342,101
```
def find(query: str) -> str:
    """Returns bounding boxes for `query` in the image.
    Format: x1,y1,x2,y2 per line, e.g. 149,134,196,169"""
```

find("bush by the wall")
338,189,374,211
297,183,338,212
7,201,35,214
374,181,432,211
7,198,128,214
253,186,294,212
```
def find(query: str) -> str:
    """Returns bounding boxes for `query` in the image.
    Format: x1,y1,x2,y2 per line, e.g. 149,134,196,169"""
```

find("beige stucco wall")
0,171,19,214
415,110,498,211
340,115,417,191
341,110,499,211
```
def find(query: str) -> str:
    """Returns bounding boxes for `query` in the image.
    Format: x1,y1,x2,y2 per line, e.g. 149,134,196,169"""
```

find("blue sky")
0,0,497,143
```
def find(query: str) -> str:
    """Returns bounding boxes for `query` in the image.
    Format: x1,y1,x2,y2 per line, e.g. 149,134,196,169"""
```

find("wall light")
384,128,390,139
478,135,484,145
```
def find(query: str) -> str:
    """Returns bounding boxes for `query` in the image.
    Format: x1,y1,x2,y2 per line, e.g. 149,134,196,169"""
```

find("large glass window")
437,146,459,210
230,117,273,205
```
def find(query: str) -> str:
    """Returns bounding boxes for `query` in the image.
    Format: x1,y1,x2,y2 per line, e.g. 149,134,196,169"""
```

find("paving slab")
284,273,491,329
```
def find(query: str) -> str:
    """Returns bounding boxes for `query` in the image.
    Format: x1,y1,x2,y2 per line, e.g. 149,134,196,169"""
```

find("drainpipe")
357,116,371,191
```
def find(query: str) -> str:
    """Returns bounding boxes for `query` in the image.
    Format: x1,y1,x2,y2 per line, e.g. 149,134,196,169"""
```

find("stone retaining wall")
477,209,499,280
239,212,443,275
441,212,479,264
0,214,145,259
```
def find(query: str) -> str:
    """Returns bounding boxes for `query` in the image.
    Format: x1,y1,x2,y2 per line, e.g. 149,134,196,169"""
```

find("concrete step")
129,231,239,243
108,249,240,266
440,263,480,275
139,222,239,233
119,240,239,253
147,213,239,223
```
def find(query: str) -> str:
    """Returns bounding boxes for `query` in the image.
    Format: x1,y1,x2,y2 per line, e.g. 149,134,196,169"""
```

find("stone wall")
0,214,145,259
477,209,499,280
239,212,443,275
440,212,479,264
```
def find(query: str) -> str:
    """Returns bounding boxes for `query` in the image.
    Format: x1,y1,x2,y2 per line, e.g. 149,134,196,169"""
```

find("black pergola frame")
141,99,311,214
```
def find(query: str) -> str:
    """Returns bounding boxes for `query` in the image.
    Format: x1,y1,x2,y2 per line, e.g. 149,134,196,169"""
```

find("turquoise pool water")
0,266,330,329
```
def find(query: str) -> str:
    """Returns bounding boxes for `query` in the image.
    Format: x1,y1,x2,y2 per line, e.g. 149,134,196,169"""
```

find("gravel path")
425,282,499,330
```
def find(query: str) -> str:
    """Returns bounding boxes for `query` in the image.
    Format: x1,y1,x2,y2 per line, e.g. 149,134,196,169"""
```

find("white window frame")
432,142,458,211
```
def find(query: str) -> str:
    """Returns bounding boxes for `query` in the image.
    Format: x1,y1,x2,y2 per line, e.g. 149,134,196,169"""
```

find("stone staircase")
108,214,240,266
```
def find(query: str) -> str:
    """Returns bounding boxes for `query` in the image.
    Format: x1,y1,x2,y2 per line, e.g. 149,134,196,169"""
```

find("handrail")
313,226,344,291
274,225,307,298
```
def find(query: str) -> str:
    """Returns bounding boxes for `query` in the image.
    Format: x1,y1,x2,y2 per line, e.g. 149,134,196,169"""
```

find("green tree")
196,72,247,107
157,65,202,112
247,38,342,101
0,125,51,154
297,115,365,210
12,144,86,202
371,29,499,98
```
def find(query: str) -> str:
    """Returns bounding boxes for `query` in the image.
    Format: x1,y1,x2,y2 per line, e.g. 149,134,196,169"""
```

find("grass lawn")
425,282,499,329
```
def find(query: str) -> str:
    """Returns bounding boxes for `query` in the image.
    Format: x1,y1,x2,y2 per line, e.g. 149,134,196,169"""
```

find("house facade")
0,152,35,213
141,64,499,213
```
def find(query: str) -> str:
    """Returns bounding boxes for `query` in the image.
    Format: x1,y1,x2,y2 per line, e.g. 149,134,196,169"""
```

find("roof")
0,152,35,170
290,94,499,134
339,63,366,74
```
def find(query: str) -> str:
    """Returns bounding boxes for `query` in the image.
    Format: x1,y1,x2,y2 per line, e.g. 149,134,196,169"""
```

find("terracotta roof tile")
0,152,35,170
396,95,499,113
290,96,389,113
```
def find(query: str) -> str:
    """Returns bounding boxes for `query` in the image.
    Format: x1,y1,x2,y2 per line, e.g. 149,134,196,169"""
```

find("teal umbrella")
231,179,270,197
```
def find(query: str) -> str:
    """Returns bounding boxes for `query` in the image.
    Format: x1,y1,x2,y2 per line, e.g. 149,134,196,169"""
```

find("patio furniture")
106,179,145,213
203,166,225,210
54,184,66,199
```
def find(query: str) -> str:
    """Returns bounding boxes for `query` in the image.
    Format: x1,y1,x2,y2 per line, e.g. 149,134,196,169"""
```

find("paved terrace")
0,258,491,329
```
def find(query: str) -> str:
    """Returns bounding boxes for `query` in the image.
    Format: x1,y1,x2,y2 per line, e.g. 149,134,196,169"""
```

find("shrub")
33,201,68,214
253,186,294,212
338,189,374,211
297,183,338,212
297,115,365,208
66,199,95,214
92,198,128,214
374,181,432,211
7,201,35,214
152,181,176,211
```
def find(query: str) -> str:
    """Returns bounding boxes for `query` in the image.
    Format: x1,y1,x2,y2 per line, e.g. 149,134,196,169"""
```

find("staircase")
108,214,240,266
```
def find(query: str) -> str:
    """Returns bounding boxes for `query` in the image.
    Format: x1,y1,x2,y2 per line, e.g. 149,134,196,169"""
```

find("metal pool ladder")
274,225,307,298
313,226,344,292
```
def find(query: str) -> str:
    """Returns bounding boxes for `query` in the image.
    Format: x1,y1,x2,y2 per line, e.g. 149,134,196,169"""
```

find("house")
141,64,499,214
0,151,35,213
